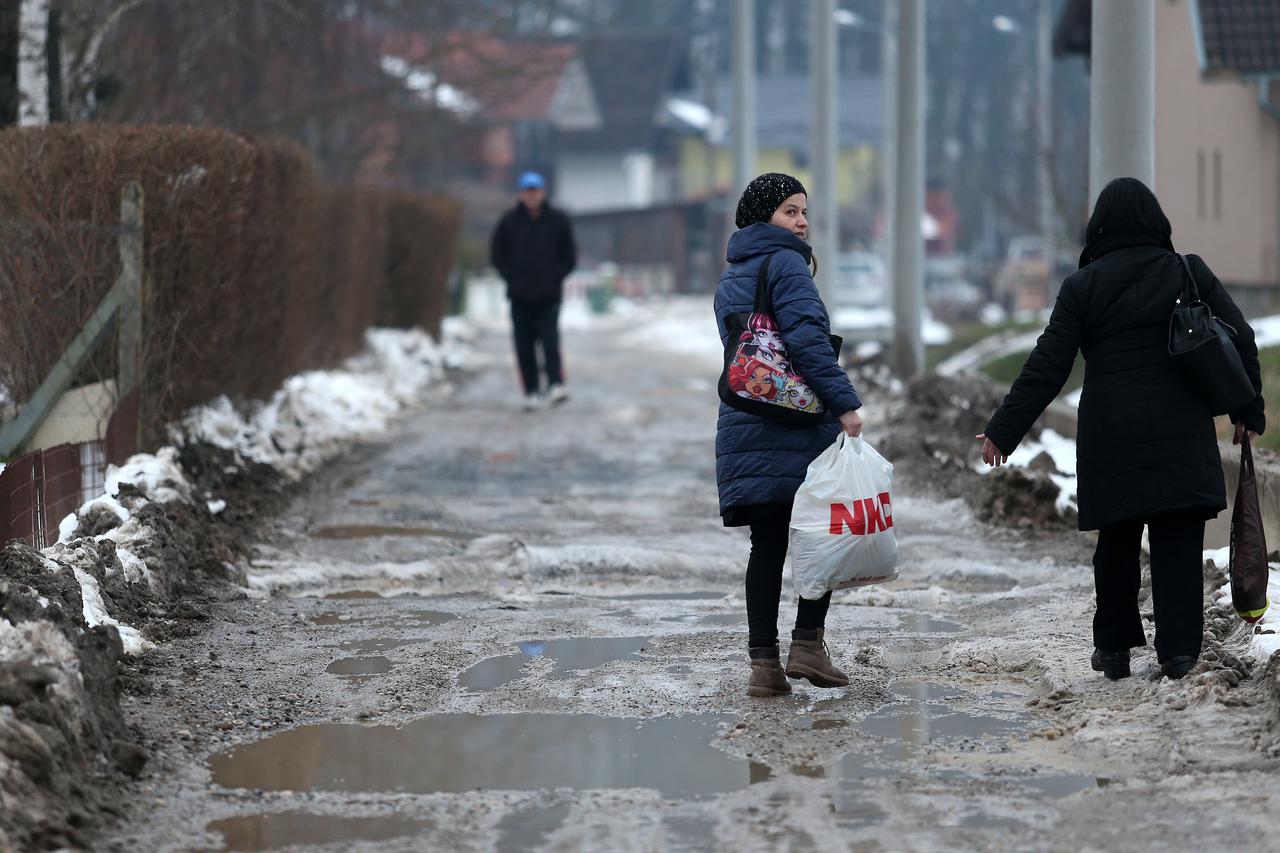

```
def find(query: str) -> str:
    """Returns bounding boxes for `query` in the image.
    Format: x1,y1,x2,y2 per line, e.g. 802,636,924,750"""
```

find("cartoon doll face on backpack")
780,376,821,412
727,352,781,401
746,313,786,357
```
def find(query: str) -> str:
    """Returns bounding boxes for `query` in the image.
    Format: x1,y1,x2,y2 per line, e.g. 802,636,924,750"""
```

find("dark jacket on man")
490,202,577,302
714,223,862,515
984,233,1265,531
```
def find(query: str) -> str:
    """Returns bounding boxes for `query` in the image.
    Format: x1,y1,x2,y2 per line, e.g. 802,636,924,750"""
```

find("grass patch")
924,319,1043,371
979,350,1085,397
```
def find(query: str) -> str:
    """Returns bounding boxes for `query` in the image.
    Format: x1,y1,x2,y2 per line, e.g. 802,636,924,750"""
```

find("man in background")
489,171,577,410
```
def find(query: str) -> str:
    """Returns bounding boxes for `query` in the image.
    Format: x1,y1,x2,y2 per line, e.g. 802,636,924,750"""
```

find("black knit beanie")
734,173,807,229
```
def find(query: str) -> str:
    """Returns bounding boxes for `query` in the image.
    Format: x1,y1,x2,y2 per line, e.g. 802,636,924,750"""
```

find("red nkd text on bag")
828,493,893,536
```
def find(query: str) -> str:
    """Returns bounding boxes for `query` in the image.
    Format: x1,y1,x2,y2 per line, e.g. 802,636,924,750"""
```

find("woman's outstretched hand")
840,409,864,438
975,433,1008,467
1233,423,1260,445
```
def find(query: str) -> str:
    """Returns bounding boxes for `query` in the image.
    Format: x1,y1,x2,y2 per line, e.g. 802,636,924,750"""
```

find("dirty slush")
6,321,1280,851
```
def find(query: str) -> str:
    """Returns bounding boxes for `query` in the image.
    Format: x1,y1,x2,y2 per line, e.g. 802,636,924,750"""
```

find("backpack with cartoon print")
718,253,841,425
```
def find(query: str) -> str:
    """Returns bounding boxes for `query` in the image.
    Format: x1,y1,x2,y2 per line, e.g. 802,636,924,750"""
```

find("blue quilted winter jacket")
713,223,862,515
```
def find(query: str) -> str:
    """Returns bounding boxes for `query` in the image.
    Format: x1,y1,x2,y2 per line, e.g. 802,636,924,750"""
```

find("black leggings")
746,504,832,649
1093,511,1205,661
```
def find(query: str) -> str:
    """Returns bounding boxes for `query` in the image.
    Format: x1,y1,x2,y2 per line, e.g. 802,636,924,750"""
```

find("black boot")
1090,648,1131,680
1160,655,1197,680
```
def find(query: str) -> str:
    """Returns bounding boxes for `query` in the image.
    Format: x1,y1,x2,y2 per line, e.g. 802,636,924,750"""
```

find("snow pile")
1249,315,1280,349
979,428,1079,515
1205,548,1280,660
177,326,463,480
14,323,474,659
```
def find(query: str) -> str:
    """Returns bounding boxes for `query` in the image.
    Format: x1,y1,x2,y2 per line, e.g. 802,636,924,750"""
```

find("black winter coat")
490,202,577,302
984,234,1265,531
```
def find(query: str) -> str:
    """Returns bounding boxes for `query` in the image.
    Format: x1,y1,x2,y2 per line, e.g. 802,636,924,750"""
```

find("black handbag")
718,254,843,426
1167,254,1256,416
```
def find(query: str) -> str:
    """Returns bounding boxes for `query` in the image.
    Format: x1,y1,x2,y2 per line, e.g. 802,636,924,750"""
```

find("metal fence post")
117,181,143,399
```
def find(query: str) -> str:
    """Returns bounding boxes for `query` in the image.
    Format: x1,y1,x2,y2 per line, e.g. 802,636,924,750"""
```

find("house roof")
380,31,580,123
556,33,686,151
1195,0,1280,76
705,74,884,152
1054,0,1280,76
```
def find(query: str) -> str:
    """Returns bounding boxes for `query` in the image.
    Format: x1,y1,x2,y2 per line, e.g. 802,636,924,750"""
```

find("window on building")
1197,150,1206,219
1212,149,1222,220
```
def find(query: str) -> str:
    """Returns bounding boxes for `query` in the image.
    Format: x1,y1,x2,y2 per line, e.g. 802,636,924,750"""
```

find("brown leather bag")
1230,433,1270,623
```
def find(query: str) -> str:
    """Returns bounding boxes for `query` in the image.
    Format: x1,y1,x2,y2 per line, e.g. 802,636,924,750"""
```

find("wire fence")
0,386,139,550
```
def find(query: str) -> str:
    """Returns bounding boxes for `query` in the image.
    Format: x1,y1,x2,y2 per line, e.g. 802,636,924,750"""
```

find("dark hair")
1083,177,1173,250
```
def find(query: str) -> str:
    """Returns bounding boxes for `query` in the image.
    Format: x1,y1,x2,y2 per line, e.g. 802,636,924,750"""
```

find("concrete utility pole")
891,0,924,379
881,1,898,325
810,0,838,303
1037,0,1055,279
731,0,757,204
1089,0,1155,203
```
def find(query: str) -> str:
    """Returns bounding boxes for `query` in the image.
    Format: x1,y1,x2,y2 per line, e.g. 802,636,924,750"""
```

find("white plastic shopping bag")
789,433,898,599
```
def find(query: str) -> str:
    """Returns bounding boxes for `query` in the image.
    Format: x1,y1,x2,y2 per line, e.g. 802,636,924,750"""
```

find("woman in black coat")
977,178,1265,681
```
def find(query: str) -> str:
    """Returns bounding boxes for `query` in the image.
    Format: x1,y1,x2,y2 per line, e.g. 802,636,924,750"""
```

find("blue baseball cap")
518,171,545,190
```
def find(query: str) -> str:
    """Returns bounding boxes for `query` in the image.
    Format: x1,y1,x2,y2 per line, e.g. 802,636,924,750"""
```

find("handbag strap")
752,254,774,314
1177,253,1202,303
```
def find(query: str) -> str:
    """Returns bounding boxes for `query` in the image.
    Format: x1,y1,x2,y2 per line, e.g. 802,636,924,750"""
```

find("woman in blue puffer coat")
714,173,866,698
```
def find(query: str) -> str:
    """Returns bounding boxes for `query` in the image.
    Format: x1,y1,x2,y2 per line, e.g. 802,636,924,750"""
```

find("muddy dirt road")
109,316,1280,851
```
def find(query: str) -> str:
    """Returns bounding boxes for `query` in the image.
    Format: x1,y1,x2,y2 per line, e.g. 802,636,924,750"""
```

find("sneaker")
547,384,569,406
521,393,543,412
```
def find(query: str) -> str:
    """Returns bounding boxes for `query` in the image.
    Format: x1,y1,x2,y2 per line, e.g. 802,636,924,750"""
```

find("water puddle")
495,802,570,853
311,609,454,628
603,591,725,601
326,657,392,676
894,614,964,633
204,811,427,851
835,682,1096,809
460,637,651,691
793,717,849,732
310,524,467,540
338,639,412,655
209,713,744,797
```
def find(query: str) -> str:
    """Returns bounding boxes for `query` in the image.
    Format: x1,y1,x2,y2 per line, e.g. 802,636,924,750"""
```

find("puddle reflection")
460,637,651,691
209,713,743,797
309,524,466,540
325,657,392,676
603,591,725,601
495,802,570,853
204,811,426,851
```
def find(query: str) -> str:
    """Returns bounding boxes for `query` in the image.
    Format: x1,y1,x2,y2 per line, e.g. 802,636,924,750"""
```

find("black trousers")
1093,511,1205,661
746,504,832,649
510,299,563,395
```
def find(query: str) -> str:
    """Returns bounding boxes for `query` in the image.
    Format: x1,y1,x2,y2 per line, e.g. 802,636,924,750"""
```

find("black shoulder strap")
1177,253,1201,303
752,254,774,314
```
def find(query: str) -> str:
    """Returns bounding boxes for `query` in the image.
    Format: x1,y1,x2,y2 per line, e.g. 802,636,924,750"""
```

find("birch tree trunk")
18,0,50,126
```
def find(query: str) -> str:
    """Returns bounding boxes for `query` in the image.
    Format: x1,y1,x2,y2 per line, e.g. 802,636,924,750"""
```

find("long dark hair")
1083,177,1174,251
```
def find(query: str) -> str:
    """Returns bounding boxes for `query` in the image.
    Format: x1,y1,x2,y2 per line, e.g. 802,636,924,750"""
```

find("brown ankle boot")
785,629,849,688
747,647,792,697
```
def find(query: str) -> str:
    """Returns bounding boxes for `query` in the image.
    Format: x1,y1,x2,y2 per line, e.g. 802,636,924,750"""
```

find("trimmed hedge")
0,124,461,445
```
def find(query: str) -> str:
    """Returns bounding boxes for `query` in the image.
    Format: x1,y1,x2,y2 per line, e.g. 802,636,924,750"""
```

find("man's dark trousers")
511,298,562,394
